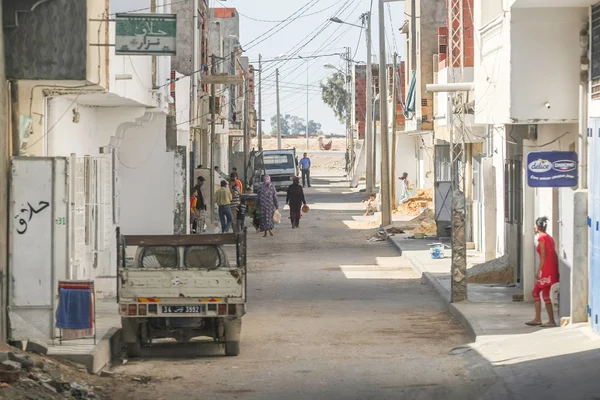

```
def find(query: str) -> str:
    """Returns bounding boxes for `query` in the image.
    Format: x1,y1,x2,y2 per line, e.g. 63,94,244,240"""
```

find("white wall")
510,7,587,123
119,113,176,234
474,5,512,125
394,133,418,204
491,125,507,256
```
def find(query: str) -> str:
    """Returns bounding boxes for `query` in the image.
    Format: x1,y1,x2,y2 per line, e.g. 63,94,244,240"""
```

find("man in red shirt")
526,216,559,328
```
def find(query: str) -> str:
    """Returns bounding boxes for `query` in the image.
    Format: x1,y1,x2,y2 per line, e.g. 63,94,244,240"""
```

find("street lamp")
330,13,374,193
324,64,344,74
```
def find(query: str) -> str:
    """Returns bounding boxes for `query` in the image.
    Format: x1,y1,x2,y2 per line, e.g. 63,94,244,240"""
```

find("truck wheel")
225,341,240,356
126,340,142,358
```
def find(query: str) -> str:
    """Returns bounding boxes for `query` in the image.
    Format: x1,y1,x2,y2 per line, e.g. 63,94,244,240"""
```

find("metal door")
590,119,600,333
434,144,452,222
9,158,68,340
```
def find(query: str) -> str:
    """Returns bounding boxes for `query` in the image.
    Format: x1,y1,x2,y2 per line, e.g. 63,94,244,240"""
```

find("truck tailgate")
120,269,244,299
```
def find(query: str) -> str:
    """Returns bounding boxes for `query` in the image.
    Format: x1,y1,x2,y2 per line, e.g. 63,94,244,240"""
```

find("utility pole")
258,54,263,151
448,0,467,302
209,54,217,226
364,12,374,194
305,60,309,151
378,0,392,227
243,74,249,187
0,0,8,341
346,46,354,177
391,53,398,208
276,68,282,150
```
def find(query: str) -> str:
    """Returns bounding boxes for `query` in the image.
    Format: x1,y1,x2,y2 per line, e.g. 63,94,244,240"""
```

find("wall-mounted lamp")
544,102,551,109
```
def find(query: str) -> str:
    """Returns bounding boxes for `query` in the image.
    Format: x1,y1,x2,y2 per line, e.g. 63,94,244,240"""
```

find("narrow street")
110,170,498,400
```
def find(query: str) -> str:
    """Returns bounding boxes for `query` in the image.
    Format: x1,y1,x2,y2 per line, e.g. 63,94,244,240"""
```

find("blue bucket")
429,243,444,259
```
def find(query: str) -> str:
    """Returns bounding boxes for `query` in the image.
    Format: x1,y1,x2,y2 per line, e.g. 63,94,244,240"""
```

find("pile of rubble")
393,188,434,216
0,340,116,399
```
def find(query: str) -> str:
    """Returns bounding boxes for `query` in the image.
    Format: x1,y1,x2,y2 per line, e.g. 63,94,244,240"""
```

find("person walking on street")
215,180,233,233
286,177,307,229
190,188,200,233
345,148,350,174
193,176,207,233
256,175,278,237
299,152,311,188
526,216,559,328
231,171,243,193
229,178,241,232
398,172,412,204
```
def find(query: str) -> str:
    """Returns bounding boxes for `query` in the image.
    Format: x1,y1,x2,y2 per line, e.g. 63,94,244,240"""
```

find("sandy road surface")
109,170,498,400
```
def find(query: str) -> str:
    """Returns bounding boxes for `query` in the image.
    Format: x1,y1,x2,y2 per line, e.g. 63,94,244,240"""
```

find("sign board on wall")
526,151,578,188
115,13,177,56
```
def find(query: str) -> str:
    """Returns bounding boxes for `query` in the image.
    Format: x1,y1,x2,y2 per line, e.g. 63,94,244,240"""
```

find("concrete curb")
53,327,122,373
388,237,481,342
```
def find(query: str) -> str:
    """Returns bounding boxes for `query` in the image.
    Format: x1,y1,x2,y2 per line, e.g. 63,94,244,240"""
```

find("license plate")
162,305,202,314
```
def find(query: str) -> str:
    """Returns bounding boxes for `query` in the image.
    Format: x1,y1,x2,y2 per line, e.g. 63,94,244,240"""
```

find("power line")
216,0,339,23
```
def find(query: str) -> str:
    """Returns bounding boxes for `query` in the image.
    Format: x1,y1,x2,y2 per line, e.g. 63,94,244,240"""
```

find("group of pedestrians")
191,154,313,235
190,171,245,234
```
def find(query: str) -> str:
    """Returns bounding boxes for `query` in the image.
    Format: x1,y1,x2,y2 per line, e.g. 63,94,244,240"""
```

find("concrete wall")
405,0,446,132
5,0,87,80
474,4,511,125
510,7,586,123
521,124,577,302
172,0,194,75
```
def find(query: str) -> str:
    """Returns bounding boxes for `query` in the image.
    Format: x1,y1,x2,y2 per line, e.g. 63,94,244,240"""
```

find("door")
9,157,68,340
434,144,451,222
590,119,600,333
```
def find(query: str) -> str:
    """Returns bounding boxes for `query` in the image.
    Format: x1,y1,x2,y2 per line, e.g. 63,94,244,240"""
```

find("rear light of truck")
218,304,227,315
120,305,127,314
228,304,237,315
128,304,137,316
138,304,147,316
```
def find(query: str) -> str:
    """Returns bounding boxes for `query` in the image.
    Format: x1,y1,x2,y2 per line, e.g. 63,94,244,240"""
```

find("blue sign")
526,151,578,188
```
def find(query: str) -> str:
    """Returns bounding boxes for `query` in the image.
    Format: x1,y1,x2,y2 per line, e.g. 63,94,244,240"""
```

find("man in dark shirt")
193,176,207,233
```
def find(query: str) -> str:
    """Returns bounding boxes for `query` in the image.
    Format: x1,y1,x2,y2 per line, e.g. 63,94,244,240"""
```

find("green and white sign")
115,13,177,56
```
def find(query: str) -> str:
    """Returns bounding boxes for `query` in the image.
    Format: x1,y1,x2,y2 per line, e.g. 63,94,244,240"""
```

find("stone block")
0,360,22,371
26,339,49,355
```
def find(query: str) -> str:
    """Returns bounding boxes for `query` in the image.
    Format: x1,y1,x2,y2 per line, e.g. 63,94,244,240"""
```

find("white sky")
218,0,406,134
114,0,406,134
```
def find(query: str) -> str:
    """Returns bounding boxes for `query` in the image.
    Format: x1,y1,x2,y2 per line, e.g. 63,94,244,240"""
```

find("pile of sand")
394,208,438,236
394,188,434,216
412,220,437,235
467,255,514,284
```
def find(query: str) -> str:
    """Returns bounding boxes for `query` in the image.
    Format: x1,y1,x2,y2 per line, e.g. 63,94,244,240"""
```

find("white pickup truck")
117,231,247,357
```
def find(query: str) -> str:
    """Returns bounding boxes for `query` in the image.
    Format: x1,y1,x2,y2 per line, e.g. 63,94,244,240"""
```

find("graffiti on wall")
15,201,50,235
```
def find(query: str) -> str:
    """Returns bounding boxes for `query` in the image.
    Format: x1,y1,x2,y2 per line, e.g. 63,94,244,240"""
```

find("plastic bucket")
429,243,444,259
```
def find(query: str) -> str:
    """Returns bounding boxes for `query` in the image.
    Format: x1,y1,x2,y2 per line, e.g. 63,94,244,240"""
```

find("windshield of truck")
140,246,179,268
263,154,294,170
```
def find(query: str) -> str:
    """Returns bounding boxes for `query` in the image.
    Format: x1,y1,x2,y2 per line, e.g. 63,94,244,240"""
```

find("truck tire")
126,340,142,358
225,341,240,356
223,318,242,356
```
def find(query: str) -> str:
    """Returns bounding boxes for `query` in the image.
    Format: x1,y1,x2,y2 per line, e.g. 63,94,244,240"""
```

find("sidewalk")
47,298,121,373
388,236,540,341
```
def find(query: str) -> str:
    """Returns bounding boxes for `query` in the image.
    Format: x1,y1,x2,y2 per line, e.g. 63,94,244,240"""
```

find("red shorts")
532,280,553,304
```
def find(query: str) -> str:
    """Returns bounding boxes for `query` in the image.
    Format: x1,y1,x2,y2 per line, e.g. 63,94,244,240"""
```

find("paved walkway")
388,236,541,340
47,298,121,372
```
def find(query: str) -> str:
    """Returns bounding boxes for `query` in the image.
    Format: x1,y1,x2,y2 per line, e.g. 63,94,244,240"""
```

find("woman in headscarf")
526,216,559,328
286,176,307,229
256,175,278,237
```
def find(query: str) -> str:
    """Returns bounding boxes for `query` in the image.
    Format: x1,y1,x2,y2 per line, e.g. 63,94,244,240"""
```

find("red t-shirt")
536,233,559,285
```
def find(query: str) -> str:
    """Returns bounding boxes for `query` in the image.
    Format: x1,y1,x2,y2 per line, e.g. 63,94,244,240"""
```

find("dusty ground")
253,137,348,152
107,169,499,400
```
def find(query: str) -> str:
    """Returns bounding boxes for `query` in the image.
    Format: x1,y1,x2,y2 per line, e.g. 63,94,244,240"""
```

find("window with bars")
504,159,522,224
592,5,600,80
